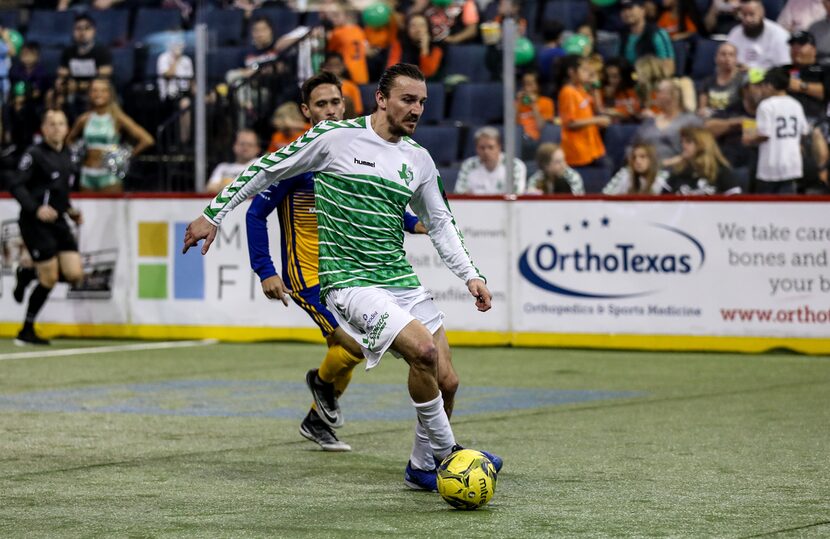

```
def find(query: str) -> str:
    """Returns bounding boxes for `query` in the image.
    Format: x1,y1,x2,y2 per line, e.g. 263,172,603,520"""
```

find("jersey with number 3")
755,94,808,181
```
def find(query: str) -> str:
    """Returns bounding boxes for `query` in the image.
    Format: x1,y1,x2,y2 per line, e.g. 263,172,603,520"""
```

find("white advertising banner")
1,196,828,346
512,200,829,339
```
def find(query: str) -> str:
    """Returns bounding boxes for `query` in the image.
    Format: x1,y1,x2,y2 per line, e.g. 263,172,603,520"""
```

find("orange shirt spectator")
611,87,642,120
657,10,698,37
321,52,365,117
557,57,609,166
515,71,554,141
386,13,444,79
365,15,401,50
327,24,370,85
342,79,365,116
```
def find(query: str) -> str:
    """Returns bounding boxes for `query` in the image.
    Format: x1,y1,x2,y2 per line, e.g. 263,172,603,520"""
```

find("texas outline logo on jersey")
398,163,414,186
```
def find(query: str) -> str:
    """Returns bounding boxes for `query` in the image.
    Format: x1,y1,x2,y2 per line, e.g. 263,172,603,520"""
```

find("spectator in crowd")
364,1,403,81
324,3,370,85
807,0,830,63
557,55,612,170
704,68,764,170
387,13,444,79
668,126,742,194
156,39,193,145
698,42,743,118
634,78,702,166
603,142,671,194
516,71,554,142
777,0,825,31
412,0,479,45
742,66,809,193
321,52,364,117
57,14,113,94
9,42,49,150
656,0,703,40
602,57,642,123
727,0,791,69
455,126,527,194
703,0,742,35
635,54,673,112
785,31,829,121
537,21,566,88
0,26,17,103
67,78,154,193
491,0,529,36
619,0,676,76
205,129,261,194
526,142,585,195
267,101,308,153
800,125,829,192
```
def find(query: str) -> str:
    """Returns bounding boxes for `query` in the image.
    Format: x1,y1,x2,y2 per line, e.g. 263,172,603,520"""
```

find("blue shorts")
290,285,339,337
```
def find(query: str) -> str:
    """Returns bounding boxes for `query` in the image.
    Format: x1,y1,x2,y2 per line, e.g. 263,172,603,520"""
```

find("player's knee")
440,372,459,398
37,270,58,288
411,340,438,371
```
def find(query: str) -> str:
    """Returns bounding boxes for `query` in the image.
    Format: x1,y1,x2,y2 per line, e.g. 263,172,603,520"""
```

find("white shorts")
325,286,445,369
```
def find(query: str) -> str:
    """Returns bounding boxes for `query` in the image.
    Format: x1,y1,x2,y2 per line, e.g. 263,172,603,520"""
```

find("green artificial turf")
0,341,828,537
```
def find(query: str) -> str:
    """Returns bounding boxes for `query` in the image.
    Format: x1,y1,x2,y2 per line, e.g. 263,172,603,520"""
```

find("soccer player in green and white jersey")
183,63,502,491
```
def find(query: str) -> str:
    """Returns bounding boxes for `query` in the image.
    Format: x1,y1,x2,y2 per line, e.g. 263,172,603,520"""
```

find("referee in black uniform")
9,109,84,345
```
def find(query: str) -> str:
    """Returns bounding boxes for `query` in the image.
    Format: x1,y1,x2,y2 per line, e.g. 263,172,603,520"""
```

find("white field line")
0,339,219,361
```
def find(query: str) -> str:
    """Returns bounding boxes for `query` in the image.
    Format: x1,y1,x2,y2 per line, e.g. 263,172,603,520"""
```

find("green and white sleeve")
410,165,485,284
202,123,335,225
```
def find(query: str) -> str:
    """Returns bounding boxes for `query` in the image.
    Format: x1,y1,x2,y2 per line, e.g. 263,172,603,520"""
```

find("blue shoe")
404,461,437,492
438,445,503,473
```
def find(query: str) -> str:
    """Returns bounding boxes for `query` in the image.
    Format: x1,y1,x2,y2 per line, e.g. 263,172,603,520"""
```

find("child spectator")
557,55,611,169
516,71,555,142
602,58,642,123
325,3,370,85
656,0,702,40
268,101,309,153
603,142,672,194
321,52,364,117
668,126,742,194
527,142,585,194
387,13,444,79
537,21,566,87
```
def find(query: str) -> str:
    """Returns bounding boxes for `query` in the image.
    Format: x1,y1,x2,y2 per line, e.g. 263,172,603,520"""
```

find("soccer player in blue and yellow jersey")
246,71,425,451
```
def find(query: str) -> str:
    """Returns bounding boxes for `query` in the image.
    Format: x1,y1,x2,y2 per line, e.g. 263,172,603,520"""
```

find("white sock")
409,420,434,471
412,391,456,462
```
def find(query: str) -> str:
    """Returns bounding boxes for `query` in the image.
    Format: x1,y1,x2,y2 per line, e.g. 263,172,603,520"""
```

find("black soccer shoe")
13,266,35,303
299,410,351,452
14,327,50,346
305,368,343,428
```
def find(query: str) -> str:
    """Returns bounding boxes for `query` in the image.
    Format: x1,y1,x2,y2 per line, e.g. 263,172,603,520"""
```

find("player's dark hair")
74,13,95,27
763,67,789,91
250,15,273,30
301,71,343,105
41,108,67,124
377,63,425,98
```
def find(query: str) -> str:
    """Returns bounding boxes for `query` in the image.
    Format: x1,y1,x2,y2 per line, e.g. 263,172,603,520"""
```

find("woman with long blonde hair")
68,77,154,193
668,126,741,194
603,142,671,194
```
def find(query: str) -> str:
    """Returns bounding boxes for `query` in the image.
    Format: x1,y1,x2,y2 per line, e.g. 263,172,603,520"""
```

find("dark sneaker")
404,461,437,492
439,445,503,473
305,368,343,428
299,410,351,452
13,267,35,304
14,327,50,346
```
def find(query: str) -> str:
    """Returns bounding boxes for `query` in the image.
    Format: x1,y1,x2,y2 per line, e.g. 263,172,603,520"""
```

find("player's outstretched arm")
182,215,217,255
467,278,492,312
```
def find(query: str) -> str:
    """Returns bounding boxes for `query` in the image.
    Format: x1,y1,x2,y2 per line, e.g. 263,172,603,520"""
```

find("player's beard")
389,112,419,137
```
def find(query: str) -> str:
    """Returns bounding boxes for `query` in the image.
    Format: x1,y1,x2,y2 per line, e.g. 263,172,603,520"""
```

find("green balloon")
362,3,391,28
563,34,589,56
591,0,617,6
431,0,453,7
13,80,26,97
7,29,24,53
515,37,535,66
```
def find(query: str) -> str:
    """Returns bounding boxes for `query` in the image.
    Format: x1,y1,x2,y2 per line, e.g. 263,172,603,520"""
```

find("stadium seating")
542,0,590,30
26,10,74,48
443,45,491,83
691,37,721,80
208,47,244,84
204,8,245,46
672,39,690,77
38,47,63,77
411,125,461,166
422,82,446,124
111,47,135,88
578,166,612,193
540,124,561,144
0,9,20,30
252,7,301,40
359,84,376,113
449,82,504,125
762,0,786,20
603,123,639,170
90,9,130,47
438,165,460,192
133,8,183,42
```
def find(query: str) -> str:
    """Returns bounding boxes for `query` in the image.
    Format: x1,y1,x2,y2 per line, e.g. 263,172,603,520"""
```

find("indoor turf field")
0,339,828,537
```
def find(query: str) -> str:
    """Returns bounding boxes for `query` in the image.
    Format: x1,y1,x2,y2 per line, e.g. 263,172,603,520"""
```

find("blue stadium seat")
543,0,590,30
449,82,504,124
251,7,301,39
133,9,183,42
38,48,63,77
540,123,561,143
461,125,523,159
691,37,721,80
603,123,639,170
0,9,21,29
90,9,129,47
443,45,490,83
411,125,460,166
205,8,245,46
438,165,460,193
26,10,74,48
422,82,445,124
111,47,135,88
208,47,244,84
672,38,690,76
577,166,611,193
359,84,375,113
762,0,785,20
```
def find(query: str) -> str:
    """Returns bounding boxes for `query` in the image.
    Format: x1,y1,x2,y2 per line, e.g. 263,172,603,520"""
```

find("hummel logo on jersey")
398,163,414,186
354,158,375,167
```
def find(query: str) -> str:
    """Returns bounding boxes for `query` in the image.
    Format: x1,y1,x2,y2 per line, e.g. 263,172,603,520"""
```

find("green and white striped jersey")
204,115,484,298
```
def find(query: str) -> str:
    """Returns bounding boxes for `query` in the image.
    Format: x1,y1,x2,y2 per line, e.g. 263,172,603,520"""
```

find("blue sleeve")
246,181,294,281
403,211,420,233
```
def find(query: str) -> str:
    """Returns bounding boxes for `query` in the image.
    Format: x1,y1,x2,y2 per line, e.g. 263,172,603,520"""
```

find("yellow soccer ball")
436,449,497,510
